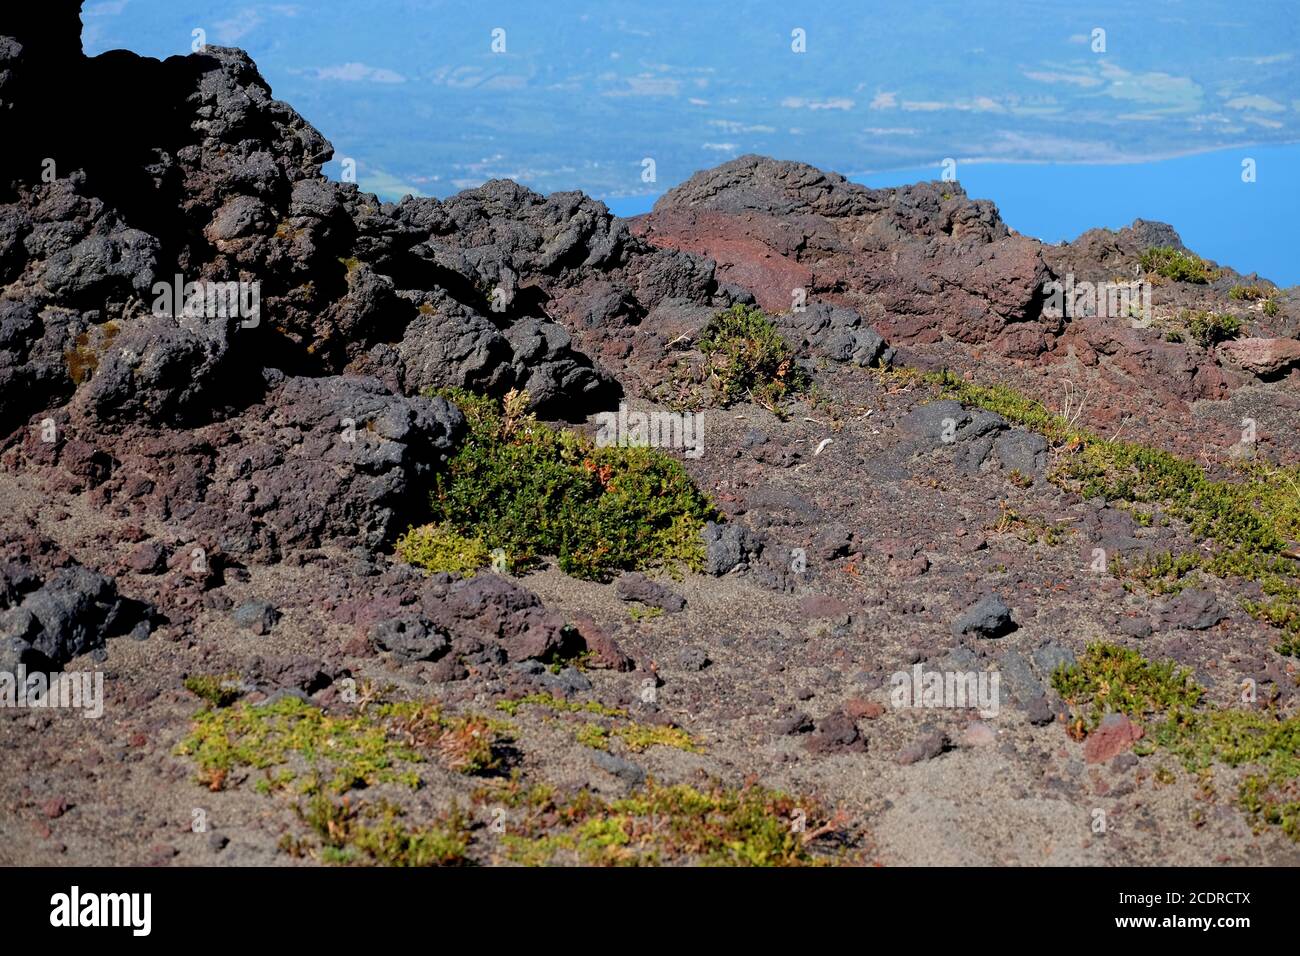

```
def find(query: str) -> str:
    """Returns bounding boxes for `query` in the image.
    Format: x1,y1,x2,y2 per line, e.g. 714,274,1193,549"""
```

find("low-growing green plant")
696,304,810,411
1110,551,1205,595
1181,309,1242,347
991,502,1069,546
1052,642,1300,841
412,388,715,582
574,723,612,750
175,696,508,792
570,721,701,753
499,691,702,753
1051,642,1203,733
627,604,664,622
1006,468,1034,489
1238,774,1300,840
929,371,1300,647
495,692,627,718
183,674,242,709
1229,284,1268,302
284,795,472,867
1154,708,1300,781
614,722,701,753
480,778,847,866
1139,246,1214,284
394,523,490,576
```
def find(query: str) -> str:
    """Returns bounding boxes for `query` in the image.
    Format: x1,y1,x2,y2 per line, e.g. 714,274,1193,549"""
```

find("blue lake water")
603,144,1300,287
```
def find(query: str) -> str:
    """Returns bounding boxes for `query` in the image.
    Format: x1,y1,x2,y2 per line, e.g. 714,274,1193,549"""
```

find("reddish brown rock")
798,593,851,620
1219,337,1300,377
843,698,885,720
633,155,1047,349
1083,714,1144,764
570,613,634,672
805,709,867,754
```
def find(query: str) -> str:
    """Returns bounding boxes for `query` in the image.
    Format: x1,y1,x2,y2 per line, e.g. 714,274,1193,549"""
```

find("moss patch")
63,321,120,386
175,696,509,793
613,722,701,753
411,388,715,582
627,604,664,622
494,692,627,719
574,723,611,750
183,674,243,709
480,778,847,866
498,692,702,753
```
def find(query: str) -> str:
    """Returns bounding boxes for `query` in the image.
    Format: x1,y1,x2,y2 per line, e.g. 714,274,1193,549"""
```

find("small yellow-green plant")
1229,284,1268,302
1110,551,1204,595
991,502,1069,546
481,778,846,866
494,692,627,718
627,604,664,622
183,674,242,709
1052,642,1300,841
283,795,472,866
614,723,701,753
394,523,490,576
499,692,702,753
175,696,508,792
1051,642,1203,733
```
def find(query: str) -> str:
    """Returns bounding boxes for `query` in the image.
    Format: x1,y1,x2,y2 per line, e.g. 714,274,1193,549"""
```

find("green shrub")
1182,309,1242,346
697,304,810,410
1229,284,1267,302
415,388,715,581
1139,246,1214,284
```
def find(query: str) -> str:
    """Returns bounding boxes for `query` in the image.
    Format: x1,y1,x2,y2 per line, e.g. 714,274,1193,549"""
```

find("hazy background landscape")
83,0,1300,282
